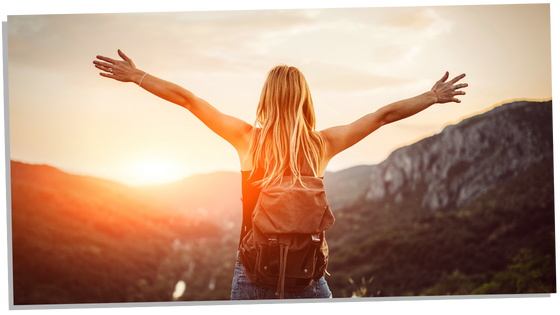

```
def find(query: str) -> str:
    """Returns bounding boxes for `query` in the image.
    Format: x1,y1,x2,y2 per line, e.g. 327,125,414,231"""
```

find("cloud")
302,62,414,92
6,10,340,69
379,8,453,36
7,7,451,93
382,9,436,30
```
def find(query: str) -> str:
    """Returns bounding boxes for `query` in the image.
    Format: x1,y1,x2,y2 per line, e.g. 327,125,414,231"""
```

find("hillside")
327,157,555,297
9,99,555,304
10,161,235,304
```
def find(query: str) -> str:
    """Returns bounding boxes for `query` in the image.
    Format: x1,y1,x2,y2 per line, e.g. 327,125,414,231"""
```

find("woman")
93,49,467,299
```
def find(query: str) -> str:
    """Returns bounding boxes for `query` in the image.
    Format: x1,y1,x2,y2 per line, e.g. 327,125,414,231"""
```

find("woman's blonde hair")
248,65,326,187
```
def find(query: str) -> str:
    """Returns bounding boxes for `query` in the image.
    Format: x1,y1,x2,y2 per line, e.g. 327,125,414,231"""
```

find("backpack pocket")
240,233,258,275
313,238,329,280
257,242,318,279
313,253,328,280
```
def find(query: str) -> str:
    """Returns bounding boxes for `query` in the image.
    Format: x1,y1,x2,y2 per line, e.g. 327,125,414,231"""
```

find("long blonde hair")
248,65,326,187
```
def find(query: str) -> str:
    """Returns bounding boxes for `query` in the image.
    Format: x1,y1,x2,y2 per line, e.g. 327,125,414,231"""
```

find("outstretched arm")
93,50,253,156
320,71,468,161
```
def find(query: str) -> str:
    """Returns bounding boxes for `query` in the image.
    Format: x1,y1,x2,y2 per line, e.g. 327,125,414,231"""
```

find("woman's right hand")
93,49,144,84
431,71,468,103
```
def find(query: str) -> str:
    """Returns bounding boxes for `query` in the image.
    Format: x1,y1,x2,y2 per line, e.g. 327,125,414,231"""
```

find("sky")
5,1,554,187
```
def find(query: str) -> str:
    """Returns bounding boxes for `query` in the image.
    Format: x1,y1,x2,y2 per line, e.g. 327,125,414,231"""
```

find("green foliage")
327,157,556,297
420,270,481,296
472,244,556,295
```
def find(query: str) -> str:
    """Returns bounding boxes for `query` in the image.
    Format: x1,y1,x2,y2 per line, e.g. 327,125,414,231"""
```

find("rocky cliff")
364,100,553,212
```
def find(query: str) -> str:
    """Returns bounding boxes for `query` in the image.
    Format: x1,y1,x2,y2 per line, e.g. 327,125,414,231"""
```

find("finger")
449,73,466,84
118,49,131,62
439,71,449,82
454,90,466,96
452,97,461,103
93,60,113,68
94,64,112,73
99,72,115,79
96,55,117,64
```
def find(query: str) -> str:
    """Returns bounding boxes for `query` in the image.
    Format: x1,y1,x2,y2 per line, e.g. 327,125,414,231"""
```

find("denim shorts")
230,251,333,300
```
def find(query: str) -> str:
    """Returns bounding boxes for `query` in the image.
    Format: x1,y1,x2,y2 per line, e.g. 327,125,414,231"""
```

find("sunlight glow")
127,158,185,186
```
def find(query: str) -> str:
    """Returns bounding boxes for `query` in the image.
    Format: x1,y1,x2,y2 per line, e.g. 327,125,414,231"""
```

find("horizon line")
8,97,552,188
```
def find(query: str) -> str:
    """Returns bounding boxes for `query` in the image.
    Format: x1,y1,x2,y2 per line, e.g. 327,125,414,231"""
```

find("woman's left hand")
93,49,143,84
431,71,468,104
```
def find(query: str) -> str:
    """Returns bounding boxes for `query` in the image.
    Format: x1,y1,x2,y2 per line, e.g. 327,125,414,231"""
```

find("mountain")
10,161,181,217
364,100,553,212
10,161,234,304
328,100,553,244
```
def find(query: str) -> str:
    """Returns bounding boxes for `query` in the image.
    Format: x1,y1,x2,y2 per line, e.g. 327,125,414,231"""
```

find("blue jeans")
230,251,332,300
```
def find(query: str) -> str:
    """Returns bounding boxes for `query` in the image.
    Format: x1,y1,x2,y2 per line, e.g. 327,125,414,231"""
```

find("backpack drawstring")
275,243,290,299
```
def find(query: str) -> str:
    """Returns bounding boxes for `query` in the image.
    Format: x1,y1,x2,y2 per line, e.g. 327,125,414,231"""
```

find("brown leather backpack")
238,174,335,298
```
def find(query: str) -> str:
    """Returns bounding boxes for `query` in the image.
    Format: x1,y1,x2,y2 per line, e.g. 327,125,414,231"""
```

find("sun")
127,157,186,186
